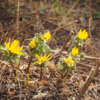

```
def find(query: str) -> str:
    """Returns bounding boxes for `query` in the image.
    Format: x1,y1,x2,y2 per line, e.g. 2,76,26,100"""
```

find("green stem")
14,61,20,84
56,71,69,88
24,56,33,86
24,74,29,87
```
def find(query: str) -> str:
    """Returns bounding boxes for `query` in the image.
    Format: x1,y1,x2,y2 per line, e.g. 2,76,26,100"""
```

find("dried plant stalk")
76,62,100,100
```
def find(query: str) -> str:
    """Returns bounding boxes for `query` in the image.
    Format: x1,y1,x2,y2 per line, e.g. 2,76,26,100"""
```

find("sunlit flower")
5,39,23,55
71,47,78,56
29,40,36,48
33,54,51,65
39,36,44,40
63,56,74,67
43,32,51,41
78,29,88,40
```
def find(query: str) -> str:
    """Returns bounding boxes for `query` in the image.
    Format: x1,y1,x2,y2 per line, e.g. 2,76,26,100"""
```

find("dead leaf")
7,92,14,96
18,77,25,82
34,26,36,30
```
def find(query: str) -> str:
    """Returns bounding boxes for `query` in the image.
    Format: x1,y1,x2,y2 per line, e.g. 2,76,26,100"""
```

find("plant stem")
62,71,69,79
24,74,29,87
24,56,33,86
14,61,20,84
17,61,20,75
10,62,16,76
39,67,42,81
26,56,33,74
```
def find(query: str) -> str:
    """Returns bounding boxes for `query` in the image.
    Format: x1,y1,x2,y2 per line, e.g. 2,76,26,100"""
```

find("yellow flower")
71,47,78,56
63,56,74,67
39,36,44,40
78,29,88,40
33,54,51,65
29,40,36,48
5,39,23,55
43,32,51,41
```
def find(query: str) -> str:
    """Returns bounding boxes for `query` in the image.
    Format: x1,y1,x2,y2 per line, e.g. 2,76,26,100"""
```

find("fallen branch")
76,62,100,100
51,49,100,60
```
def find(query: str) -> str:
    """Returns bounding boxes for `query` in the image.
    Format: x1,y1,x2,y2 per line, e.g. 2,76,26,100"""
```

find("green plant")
33,54,51,81
24,32,51,87
56,29,88,88
0,39,25,84
92,11,100,18
54,0,62,16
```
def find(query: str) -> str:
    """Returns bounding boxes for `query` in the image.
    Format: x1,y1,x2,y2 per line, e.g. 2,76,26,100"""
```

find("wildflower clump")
33,54,51,81
0,39,23,63
74,29,88,47
63,56,74,67
56,55,75,88
5,39,23,55
57,55,75,74
0,39,26,84
57,44,86,79
33,54,51,67
25,32,51,86
28,33,51,56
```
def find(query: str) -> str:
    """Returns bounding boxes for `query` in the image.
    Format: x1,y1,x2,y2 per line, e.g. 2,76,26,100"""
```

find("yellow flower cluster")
5,39,23,55
78,29,88,40
71,47,78,56
29,40,36,48
33,54,51,65
43,32,51,41
63,56,74,67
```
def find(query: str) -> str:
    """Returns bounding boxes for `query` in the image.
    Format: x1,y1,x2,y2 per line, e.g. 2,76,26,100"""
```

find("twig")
51,20,78,33
58,0,79,27
50,31,72,60
51,49,100,60
88,0,92,38
89,18,92,38
0,60,23,74
0,22,5,43
18,80,22,100
85,2,92,54
3,20,37,33
76,62,100,100
48,0,79,45
97,30,100,42
77,62,95,69
20,0,42,46
90,0,91,18
62,70,69,79
14,0,20,39
48,20,78,57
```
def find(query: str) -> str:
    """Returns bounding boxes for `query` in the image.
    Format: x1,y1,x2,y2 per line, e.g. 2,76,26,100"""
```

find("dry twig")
76,62,100,100
21,0,42,46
